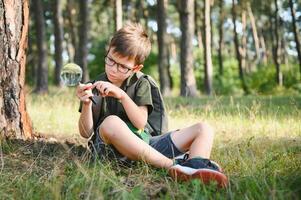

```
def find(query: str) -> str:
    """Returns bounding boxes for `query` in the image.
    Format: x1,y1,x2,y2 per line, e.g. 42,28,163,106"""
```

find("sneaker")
169,157,228,188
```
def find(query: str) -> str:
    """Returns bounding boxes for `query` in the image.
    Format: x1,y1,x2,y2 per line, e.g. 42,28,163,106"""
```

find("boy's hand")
76,83,93,105
93,81,125,100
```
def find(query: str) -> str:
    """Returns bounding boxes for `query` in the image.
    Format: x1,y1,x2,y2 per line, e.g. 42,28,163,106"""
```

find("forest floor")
0,87,300,199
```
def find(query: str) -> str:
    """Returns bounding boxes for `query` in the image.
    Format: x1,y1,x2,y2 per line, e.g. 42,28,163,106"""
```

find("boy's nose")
111,64,118,73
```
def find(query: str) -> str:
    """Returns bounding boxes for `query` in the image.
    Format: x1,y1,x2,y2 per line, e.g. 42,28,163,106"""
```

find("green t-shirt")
79,72,153,143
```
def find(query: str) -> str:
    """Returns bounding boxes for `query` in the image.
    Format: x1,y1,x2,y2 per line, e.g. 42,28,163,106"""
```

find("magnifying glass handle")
89,96,96,104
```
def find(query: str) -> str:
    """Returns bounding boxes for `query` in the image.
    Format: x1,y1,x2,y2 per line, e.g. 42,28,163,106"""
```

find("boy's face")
105,48,142,86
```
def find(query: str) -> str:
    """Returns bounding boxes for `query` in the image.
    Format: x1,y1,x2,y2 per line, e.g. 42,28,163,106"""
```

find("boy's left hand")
93,81,125,100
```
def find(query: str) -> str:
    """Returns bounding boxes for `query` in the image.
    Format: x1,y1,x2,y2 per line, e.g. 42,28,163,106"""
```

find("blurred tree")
157,0,171,96
53,0,63,86
247,2,260,64
273,0,282,86
289,0,301,76
75,0,90,82
217,0,224,75
32,0,48,94
204,0,213,95
195,1,204,50
177,0,198,97
114,0,122,31
0,0,33,138
65,0,78,62
232,0,249,94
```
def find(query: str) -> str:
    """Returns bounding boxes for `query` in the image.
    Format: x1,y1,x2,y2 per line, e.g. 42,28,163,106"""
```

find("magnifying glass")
60,63,96,104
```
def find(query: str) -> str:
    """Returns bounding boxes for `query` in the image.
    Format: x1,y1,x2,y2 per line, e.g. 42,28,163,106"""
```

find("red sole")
169,168,229,188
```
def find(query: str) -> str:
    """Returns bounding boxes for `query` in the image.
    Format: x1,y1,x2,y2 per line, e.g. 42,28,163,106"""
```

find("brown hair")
109,22,151,65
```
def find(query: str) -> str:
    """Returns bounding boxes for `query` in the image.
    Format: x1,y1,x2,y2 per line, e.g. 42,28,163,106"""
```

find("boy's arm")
78,102,94,138
119,94,148,129
93,80,149,129
77,83,94,138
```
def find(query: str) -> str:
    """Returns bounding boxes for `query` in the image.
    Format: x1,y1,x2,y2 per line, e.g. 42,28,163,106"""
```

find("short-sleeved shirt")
79,72,153,134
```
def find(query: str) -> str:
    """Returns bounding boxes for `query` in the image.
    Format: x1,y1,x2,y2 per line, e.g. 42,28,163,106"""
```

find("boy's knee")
195,122,215,137
99,115,123,138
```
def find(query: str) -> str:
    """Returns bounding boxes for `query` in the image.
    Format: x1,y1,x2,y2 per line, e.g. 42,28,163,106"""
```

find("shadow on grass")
0,136,300,199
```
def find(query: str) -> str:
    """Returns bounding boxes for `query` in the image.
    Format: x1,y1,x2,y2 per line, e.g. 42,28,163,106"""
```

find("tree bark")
204,0,213,95
259,30,268,64
76,0,90,82
241,10,247,72
114,0,122,31
53,0,63,86
33,0,48,94
232,0,248,94
217,0,224,75
0,0,33,138
66,0,77,62
194,1,203,50
178,0,198,97
247,3,260,63
273,0,282,86
289,0,301,76
157,0,171,96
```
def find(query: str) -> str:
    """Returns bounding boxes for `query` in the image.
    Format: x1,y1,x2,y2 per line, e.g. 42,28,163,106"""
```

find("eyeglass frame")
104,51,137,74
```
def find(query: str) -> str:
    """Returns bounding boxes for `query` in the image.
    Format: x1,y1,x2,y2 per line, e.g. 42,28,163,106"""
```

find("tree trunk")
273,0,282,86
178,0,198,97
217,0,224,75
259,30,268,64
247,3,260,63
157,0,171,96
76,0,90,82
66,0,77,62
0,0,33,138
33,0,48,94
241,10,247,72
289,0,301,76
114,0,122,31
53,0,63,86
232,0,248,94
194,1,203,50
204,0,213,95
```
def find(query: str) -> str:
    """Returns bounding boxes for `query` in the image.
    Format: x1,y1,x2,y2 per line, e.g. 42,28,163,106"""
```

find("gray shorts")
89,129,184,161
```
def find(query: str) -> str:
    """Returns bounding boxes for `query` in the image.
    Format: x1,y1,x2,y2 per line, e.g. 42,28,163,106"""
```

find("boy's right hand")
76,83,93,105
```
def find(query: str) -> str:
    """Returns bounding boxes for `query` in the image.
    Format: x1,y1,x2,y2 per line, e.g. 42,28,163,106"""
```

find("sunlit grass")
0,87,300,199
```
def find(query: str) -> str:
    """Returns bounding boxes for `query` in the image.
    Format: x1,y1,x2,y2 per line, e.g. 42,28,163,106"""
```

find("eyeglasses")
104,56,133,74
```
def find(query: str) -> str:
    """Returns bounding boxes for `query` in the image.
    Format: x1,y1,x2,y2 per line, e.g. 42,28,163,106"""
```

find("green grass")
0,87,300,199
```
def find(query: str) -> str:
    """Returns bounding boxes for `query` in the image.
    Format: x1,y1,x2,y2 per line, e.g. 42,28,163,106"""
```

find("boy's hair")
109,22,151,65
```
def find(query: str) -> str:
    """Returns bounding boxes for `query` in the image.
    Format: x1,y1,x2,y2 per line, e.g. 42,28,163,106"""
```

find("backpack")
90,72,168,137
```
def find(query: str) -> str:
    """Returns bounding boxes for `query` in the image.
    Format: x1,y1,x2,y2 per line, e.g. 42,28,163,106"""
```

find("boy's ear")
133,64,143,72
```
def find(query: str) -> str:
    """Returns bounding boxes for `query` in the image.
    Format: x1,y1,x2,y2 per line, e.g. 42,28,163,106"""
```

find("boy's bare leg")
99,115,173,169
170,122,214,159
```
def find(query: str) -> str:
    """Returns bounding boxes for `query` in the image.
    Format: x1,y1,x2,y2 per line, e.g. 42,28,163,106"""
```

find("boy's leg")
99,115,173,169
170,122,214,159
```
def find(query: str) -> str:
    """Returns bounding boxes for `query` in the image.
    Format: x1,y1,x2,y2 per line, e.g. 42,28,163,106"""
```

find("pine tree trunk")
259,30,268,64
273,0,282,86
0,0,33,139
178,0,198,97
33,0,48,94
247,3,260,63
194,1,203,50
76,0,90,82
114,0,122,31
204,0,213,95
289,0,301,76
53,0,63,86
218,0,224,75
66,0,77,62
232,0,248,94
157,0,171,96
241,10,247,72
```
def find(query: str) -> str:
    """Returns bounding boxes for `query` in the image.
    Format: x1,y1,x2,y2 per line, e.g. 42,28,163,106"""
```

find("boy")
76,23,228,187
